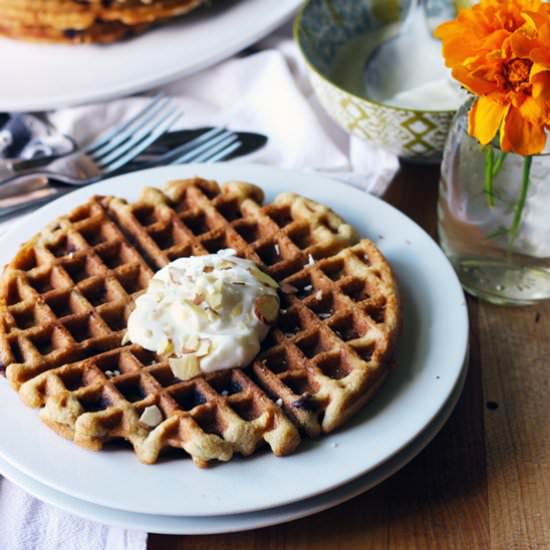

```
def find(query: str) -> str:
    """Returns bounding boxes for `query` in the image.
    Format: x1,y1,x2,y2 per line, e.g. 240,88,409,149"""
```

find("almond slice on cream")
207,291,223,311
249,267,278,289
255,295,280,324
183,334,200,353
159,338,174,356
170,355,201,381
196,339,211,358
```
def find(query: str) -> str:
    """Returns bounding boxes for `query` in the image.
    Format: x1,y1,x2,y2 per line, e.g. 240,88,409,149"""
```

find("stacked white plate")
0,0,303,111
0,165,469,534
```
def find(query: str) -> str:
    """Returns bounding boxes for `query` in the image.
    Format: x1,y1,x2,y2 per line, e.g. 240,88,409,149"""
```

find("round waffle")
0,178,400,467
0,0,208,43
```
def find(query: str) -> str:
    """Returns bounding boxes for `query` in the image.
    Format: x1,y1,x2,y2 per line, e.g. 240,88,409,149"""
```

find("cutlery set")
0,96,267,220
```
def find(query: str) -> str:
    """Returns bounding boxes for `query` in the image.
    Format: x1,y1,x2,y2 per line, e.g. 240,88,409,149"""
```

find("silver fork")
0,129,241,221
0,94,183,200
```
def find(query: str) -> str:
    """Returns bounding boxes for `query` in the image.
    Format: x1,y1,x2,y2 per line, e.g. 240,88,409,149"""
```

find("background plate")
0,359,468,534
0,0,301,111
0,164,469,516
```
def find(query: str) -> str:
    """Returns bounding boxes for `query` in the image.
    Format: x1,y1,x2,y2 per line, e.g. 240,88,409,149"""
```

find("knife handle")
0,174,50,201
0,183,69,221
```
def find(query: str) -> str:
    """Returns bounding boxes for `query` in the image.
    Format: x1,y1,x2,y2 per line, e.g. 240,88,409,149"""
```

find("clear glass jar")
438,101,550,305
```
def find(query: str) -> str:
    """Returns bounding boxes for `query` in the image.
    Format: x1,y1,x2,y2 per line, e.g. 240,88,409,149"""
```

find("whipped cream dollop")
126,249,279,380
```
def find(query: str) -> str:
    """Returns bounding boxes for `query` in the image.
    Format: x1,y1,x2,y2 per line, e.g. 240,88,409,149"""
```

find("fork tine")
173,135,240,165
97,103,181,166
103,109,184,174
84,93,166,154
150,127,227,165
90,97,172,160
171,131,237,164
202,140,242,163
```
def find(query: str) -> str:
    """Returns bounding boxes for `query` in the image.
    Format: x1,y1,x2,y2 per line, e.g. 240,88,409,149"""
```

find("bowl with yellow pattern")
294,0,464,162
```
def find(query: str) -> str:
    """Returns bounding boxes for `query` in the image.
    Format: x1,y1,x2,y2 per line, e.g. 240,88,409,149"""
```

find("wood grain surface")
149,162,550,550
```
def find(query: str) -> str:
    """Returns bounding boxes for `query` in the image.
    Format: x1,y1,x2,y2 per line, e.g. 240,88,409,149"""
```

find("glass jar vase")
438,101,550,305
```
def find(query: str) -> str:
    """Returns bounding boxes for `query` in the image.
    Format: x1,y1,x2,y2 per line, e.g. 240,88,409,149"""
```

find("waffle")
0,177,400,467
0,0,209,44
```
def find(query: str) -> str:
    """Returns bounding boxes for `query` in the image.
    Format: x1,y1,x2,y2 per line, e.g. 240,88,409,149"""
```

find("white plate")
0,0,301,111
0,359,468,534
0,164,469,517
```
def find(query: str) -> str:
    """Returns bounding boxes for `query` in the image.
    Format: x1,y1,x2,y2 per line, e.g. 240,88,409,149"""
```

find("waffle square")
0,177,399,467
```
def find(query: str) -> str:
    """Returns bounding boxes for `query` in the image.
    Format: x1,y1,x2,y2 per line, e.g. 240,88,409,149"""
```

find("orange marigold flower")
436,0,550,156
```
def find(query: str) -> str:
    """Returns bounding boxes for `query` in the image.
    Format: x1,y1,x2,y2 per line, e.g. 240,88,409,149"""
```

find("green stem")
484,147,495,207
510,156,532,244
492,151,507,178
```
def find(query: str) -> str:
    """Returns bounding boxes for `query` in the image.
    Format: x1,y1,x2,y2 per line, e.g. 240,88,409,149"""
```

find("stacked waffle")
0,178,399,467
0,0,208,43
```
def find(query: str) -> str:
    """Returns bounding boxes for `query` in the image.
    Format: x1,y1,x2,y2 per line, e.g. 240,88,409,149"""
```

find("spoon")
363,0,449,106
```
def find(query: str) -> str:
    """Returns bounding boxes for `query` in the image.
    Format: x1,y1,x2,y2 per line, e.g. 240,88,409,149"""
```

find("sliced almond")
249,267,278,289
169,355,201,381
168,268,180,284
231,303,243,317
159,338,174,356
219,260,235,270
186,301,208,318
149,280,165,302
207,291,223,311
196,339,211,358
181,336,199,353
192,292,205,305
255,294,280,324
139,405,163,429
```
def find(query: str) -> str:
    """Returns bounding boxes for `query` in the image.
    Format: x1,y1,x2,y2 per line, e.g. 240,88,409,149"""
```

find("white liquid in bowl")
330,27,464,112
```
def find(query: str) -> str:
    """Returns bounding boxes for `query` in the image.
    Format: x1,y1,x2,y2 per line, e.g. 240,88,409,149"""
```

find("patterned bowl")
294,0,461,162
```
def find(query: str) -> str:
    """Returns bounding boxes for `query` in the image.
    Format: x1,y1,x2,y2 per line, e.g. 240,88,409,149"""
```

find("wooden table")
149,163,550,550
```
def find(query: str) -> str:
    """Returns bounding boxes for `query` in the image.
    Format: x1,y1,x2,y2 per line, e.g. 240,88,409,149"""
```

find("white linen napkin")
0,481,146,550
0,23,399,550
49,26,398,197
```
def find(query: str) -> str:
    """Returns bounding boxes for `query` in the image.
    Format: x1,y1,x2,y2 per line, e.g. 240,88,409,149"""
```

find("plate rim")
0,358,468,534
0,163,469,516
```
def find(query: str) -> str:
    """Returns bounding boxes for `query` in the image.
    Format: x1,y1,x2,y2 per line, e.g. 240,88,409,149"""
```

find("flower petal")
500,105,547,155
453,66,500,96
532,70,550,101
519,95,545,122
468,97,508,145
